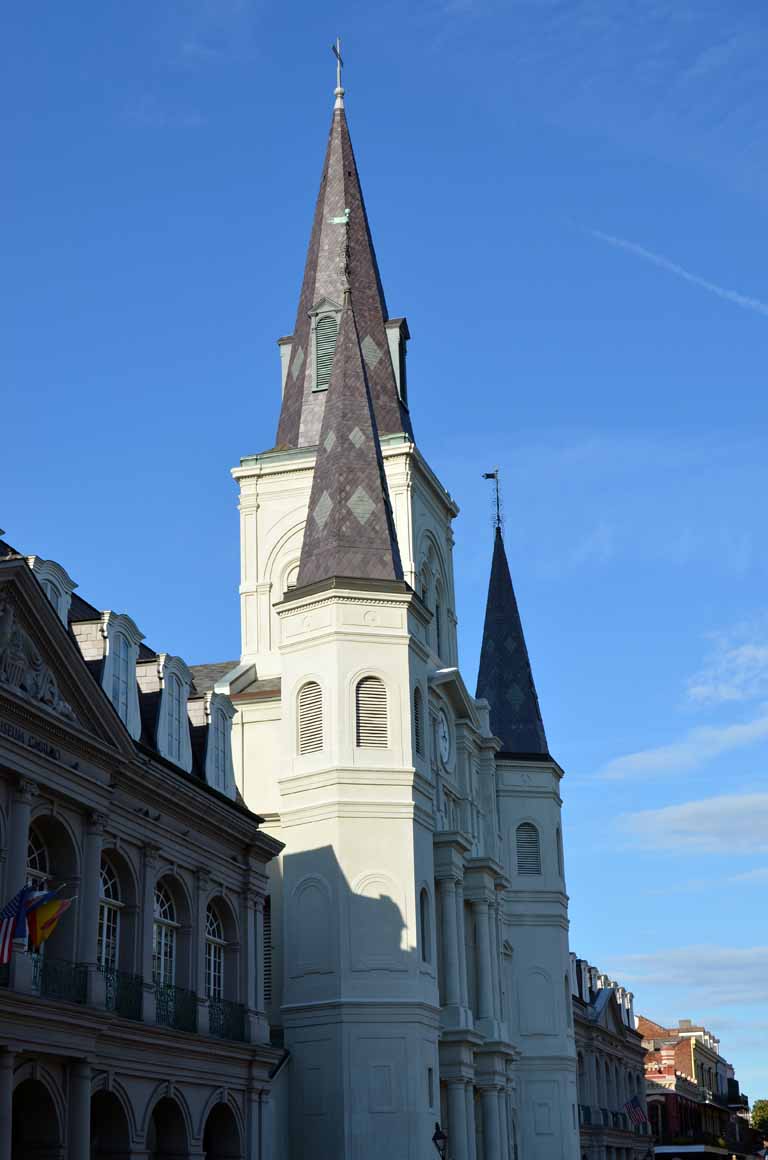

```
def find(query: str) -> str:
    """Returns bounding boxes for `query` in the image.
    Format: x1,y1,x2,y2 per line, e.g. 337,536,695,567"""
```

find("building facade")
217,75,580,1160
571,956,652,1160
0,543,282,1159
639,1016,762,1160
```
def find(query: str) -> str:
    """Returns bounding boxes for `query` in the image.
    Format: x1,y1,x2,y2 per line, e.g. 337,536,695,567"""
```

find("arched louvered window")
413,687,424,756
515,822,541,875
297,681,323,754
355,676,388,748
315,314,338,390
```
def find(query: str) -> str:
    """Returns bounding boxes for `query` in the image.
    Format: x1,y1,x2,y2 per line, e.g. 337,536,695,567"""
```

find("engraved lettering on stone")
361,336,382,369
324,431,337,453
0,594,77,721
313,491,333,530
348,427,365,449
291,345,305,381
347,487,375,526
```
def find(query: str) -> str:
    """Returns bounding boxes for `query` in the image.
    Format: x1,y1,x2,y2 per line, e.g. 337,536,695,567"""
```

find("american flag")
624,1095,648,1126
0,886,33,964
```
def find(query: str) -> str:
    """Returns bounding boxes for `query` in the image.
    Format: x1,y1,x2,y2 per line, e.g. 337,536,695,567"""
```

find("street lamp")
432,1122,448,1159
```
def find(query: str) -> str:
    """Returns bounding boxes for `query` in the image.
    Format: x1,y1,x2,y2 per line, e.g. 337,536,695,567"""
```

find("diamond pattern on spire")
324,431,337,452
347,486,375,525
348,427,365,448
313,491,333,530
291,345,305,381
361,335,382,369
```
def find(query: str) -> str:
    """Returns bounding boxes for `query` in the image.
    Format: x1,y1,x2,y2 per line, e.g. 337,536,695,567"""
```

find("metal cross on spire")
482,467,503,530
332,37,344,109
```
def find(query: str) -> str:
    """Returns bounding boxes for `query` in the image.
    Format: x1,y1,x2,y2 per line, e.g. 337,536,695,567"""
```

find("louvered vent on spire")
276,97,412,449
296,299,403,588
476,528,549,757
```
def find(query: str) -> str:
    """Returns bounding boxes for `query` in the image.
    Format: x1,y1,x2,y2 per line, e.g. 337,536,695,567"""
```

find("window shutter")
263,896,272,1004
297,682,323,754
516,823,541,875
413,687,424,756
315,315,338,389
356,677,388,748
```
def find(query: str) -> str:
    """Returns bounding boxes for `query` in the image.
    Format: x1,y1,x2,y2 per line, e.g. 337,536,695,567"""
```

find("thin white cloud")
608,944,768,1007
589,228,768,319
687,617,768,705
621,792,768,854
596,711,768,780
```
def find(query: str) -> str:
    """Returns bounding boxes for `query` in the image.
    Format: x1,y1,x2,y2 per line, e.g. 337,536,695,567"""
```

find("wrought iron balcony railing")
32,955,87,1004
208,996,246,1042
154,981,197,1033
578,1104,592,1126
99,964,143,1021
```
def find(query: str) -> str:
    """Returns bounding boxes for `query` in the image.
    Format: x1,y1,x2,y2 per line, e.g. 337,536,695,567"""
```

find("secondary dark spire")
276,92,412,449
476,527,549,757
296,297,403,588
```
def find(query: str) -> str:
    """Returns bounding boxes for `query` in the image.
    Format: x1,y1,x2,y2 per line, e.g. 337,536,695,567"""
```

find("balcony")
100,964,143,1021
154,981,197,1033
32,955,87,1004
208,997,246,1042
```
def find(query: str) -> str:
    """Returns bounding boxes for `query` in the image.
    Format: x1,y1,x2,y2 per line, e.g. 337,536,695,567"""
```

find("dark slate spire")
296,297,403,588
476,528,549,756
276,97,412,450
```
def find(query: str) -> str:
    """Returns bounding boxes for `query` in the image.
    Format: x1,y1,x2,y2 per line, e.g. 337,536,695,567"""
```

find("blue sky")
4,0,768,1098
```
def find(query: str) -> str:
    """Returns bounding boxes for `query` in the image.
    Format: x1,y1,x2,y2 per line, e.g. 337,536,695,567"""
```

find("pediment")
309,296,343,316
594,989,631,1038
429,666,480,725
0,560,134,757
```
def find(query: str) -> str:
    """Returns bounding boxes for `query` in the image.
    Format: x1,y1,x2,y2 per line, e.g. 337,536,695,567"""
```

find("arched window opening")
153,883,178,986
419,888,431,964
41,579,61,615
166,673,183,763
413,687,424,756
98,858,122,970
355,676,388,748
315,314,338,390
556,827,564,879
297,681,323,754
26,826,49,886
263,896,272,1005
111,632,131,724
205,904,225,1000
515,823,541,875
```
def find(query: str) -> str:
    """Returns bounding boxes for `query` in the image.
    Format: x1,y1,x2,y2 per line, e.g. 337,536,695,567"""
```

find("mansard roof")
275,100,412,449
476,527,549,758
296,298,403,588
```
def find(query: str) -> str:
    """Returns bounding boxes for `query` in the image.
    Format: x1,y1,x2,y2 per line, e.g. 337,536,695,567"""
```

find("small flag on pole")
0,886,33,964
623,1095,647,1125
27,897,74,953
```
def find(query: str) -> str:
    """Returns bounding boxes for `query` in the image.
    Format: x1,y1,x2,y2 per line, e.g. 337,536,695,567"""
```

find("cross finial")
332,37,344,109
482,467,502,530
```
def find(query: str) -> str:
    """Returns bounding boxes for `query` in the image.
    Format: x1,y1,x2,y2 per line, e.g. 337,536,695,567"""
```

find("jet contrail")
589,227,768,319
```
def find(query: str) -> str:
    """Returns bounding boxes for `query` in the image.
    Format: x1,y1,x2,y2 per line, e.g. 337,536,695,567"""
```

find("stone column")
0,1050,14,1160
195,869,210,1035
489,900,502,1020
242,885,268,1042
5,779,37,897
472,901,493,1021
465,1084,477,1160
140,844,160,1022
455,879,469,1009
480,1088,501,1160
438,877,461,1008
447,1080,469,1160
79,813,106,1007
69,1059,92,1160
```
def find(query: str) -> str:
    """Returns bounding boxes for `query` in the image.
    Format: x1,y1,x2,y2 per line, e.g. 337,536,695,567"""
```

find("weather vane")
482,466,502,530
332,37,344,108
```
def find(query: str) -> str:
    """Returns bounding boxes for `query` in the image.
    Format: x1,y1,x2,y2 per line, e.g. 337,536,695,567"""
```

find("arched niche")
289,876,333,977
519,968,555,1035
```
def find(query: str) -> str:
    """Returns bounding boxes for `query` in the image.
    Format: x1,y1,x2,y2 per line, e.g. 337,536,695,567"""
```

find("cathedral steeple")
276,83,412,450
296,295,403,588
476,527,549,757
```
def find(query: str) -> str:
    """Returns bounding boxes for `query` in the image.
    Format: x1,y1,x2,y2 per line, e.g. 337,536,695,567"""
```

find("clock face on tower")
438,708,452,767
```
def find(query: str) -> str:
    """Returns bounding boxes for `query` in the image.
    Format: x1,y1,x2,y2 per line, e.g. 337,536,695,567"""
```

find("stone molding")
0,591,77,722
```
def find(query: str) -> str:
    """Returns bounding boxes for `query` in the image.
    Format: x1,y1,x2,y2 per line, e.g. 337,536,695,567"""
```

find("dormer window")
155,655,192,772
112,632,131,723
26,556,77,625
309,298,342,392
204,692,236,798
41,580,61,615
100,611,144,741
